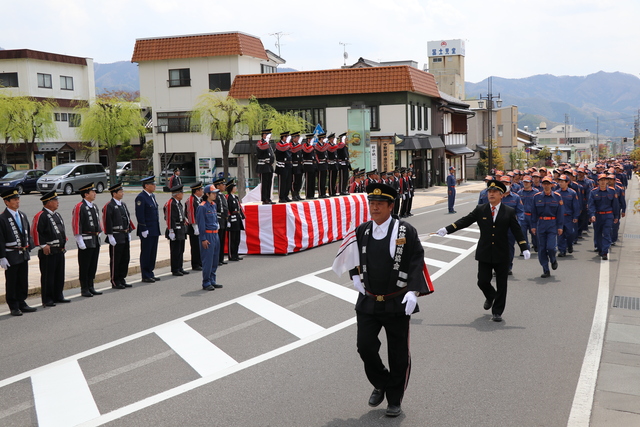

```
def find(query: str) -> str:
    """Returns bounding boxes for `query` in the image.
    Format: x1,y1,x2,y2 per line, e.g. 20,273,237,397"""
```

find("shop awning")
445,145,475,155
476,144,488,151
232,140,254,155
439,106,476,117
36,142,74,152
395,134,445,151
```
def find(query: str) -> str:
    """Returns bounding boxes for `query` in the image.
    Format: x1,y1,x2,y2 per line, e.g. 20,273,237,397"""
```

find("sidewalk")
0,181,485,304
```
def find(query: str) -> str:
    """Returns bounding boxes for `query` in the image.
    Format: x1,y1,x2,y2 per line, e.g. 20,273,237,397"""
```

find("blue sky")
3,0,639,83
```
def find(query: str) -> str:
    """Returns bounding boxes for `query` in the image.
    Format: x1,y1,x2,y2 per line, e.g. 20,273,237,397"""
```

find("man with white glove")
185,182,204,271
103,183,135,289
135,176,161,282
0,258,10,269
164,184,188,276
437,179,530,322
345,182,433,418
72,183,102,297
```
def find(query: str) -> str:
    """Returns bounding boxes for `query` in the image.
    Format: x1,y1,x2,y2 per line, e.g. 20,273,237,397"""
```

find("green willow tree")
76,98,146,184
0,92,26,164
14,98,58,168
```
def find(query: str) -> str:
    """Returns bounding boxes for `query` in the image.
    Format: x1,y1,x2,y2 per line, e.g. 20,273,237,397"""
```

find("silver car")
37,162,107,195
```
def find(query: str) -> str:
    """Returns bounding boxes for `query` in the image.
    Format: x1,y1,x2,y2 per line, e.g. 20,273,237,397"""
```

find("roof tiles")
229,66,440,99
131,32,268,62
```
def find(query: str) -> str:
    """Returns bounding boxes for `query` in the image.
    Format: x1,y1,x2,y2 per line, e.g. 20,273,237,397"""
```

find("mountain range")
93,61,639,138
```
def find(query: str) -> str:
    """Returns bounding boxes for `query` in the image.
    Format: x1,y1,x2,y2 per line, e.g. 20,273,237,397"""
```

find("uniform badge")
396,238,406,245
137,200,141,206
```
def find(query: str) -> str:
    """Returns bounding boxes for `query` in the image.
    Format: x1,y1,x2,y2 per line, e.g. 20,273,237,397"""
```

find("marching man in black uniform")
256,128,275,205
32,191,69,306
186,182,204,271
225,179,245,261
302,133,317,199
103,183,135,289
72,183,103,297
0,189,36,316
213,177,229,265
136,176,161,283
343,183,434,417
164,184,188,276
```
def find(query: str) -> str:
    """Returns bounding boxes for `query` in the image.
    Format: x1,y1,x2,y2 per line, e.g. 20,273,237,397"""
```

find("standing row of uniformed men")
0,176,245,316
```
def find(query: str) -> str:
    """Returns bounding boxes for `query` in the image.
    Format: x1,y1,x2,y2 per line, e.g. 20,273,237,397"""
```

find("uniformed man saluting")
103,183,135,289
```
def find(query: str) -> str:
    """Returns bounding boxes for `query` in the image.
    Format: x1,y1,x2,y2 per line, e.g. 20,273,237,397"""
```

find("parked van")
37,162,107,195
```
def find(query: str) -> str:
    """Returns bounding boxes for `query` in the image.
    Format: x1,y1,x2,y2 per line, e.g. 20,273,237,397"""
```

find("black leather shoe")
141,278,155,283
551,261,558,270
220,261,228,265
541,272,550,278
172,271,184,276
492,314,503,322
203,285,215,291
112,284,126,289
89,288,103,295
56,298,71,303
385,404,402,417
568,246,573,254
180,270,190,275
81,290,94,297
122,282,132,288
152,277,161,281
558,252,566,257
43,301,56,307
368,388,385,407
192,266,203,271
20,305,37,313
10,309,22,316
212,283,223,289
483,298,493,310
229,258,240,261
602,254,608,260
508,270,513,275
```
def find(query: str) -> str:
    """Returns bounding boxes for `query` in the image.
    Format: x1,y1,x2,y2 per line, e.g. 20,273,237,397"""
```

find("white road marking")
422,242,468,253
297,275,359,304
155,322,238,377
31,360,100,427
238,295,325,339
424,258,449,269
567,258,609,427
443,234,479,243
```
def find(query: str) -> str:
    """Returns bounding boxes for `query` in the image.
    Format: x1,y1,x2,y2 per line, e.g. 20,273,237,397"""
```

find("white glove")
227,222,231,228
128,233,132,242
402,291,418,316
108,235,117,246
169,230,176,241
523,250,531,260
75,235,86,250
265,133,271,142
193,225,199,236
0,258,9,269
352,275,365,295
436,227,448,237
141,230,149,238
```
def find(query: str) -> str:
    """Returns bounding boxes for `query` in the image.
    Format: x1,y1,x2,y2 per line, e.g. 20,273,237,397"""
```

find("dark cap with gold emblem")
79,182,96,195
190,181,203,193
40,191,58,203
486,180,507,194
366,183,398,202
2,189,20,200
108,183,123,193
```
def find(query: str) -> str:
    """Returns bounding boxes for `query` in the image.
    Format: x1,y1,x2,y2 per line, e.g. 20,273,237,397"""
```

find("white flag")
332,226,359,277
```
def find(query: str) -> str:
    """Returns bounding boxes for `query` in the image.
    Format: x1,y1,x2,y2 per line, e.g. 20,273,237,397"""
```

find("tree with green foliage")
76,98,146,184
117,140,136,161
509,148,526,170
140,138,154,168
14,98,59,168
477,148,505,176
240,97,278,142
0,92,26,164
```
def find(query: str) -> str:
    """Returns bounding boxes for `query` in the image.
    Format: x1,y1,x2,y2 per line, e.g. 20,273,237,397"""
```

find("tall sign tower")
426,39,465,100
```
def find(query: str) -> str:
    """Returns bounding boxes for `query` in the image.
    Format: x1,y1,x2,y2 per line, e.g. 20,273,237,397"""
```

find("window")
432,57,443,63
261,64,277,74
417,105,423,130
168,69,190,87
68,113,81,127
157,111,198,133
60,75,74,90
368,106,380,131
214,157,238,168
277,108,325,132
38,73,52,88
208,73,231,91
497,124,504,137
54,113,68,122
410,103,416,130
424,107,429,132
0,72,18,87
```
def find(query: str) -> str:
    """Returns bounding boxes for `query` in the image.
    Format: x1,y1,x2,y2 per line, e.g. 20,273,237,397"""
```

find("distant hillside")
94,61,139,94
466,72,640,138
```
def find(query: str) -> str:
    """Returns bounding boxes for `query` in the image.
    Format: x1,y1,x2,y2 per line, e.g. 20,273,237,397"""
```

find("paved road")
0,189,612,426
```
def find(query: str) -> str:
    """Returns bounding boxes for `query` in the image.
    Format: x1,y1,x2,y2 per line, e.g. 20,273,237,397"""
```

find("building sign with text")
427,39,465,57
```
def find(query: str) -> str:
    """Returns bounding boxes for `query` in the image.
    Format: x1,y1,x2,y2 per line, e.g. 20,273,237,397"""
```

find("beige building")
533,124,597,163
425,39,466,100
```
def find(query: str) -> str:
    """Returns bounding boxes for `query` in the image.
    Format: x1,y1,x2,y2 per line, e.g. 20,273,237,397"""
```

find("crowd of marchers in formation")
0,171,245,317
255,129,418,218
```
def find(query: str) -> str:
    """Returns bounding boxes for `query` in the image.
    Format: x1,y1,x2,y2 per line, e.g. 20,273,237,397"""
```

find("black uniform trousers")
393,197,401,216
78,247,100,290
5,261,29,311
477,261,509,315
339,168,350,193
228,230,241,260
169,239,185,273
278,170,292,200
260,172,273,202
318,170,328,197
140,236,158,280
292,173,303,195
305,171,316,199
188,230,201,269
357,311,411,406
218,229,227,263
38,250,65,303
109,242,130,286
328,168,339,196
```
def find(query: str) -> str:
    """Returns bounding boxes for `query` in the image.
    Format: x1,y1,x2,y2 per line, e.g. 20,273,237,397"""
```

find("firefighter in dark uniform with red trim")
72,183,102,297
214,177,229,265
337,132,351,195
256,129,275,205
225,179,245,261
290,131,304,201
185,182,204,271
349,183,434,418
1,189,36,316
163,184,188,276
302,133,317,199
315,133,329,197
102,183,135,289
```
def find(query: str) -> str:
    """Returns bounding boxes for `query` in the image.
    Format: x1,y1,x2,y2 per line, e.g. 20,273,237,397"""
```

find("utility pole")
339,42,350,66
269,32,289,58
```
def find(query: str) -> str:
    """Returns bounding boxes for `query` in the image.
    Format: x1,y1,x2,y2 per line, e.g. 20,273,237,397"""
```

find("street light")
157,124,168,179
478,77,502,174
